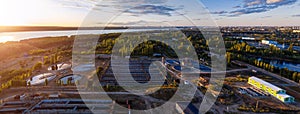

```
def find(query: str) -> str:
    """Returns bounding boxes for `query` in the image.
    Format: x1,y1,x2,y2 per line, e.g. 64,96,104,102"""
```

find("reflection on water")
270,60,300,72
0,36,14,43
258,58,300,72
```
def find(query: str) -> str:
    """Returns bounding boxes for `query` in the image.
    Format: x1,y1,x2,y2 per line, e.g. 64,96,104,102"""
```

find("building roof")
249,76,283,92
277,94,294,99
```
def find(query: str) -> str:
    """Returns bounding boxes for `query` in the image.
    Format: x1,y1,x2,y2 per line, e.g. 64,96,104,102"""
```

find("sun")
0,1,27,25
0,0,50,26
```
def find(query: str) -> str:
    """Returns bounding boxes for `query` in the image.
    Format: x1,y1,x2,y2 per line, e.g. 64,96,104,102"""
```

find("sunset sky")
0,0,299,27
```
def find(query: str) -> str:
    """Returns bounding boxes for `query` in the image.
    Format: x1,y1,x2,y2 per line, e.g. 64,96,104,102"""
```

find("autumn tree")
287,43,293,52
32,61,43,71
292,72,298,82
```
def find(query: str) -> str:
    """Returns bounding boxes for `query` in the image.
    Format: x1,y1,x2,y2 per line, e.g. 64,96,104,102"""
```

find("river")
258,58,300,72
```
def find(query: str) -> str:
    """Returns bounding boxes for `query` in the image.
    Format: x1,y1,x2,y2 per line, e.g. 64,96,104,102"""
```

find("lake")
0,28,169,43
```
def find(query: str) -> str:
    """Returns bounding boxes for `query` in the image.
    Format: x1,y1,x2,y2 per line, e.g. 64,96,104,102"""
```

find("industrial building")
248,76,295,103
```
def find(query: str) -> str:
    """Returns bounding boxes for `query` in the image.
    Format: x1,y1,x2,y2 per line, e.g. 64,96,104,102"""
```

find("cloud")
57,0,97,10
266,0,282,4
57,0,178,16
108,20,148,25
212,0,297,17
244,0,263,7
124,5,177,16
244,0,295,7
233,5,242,8
102,0,168,5
106,20,163,26
261,15,272,18
211,11,228,14
229,6,270,16
236,0,297,16
292,14,300,17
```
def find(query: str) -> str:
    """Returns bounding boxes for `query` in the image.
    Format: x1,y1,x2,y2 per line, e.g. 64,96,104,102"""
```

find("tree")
265,64,269,70
287,43,293,52
226,52,231,64
96,67,104,75
280,68,285,76
245,45,251,52
56,80,61,86
67,80,71,85
292,72,298,82
297,73,300,83
32,62,43,71
259,61,263,68
43,56,50,65
270,65,275,72
45,78,48,86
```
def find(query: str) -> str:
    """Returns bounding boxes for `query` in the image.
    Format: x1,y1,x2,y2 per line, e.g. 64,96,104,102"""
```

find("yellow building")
248,76,294,103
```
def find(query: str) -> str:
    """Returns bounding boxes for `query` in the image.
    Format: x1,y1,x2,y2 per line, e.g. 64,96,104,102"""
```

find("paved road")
234,60,300,87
